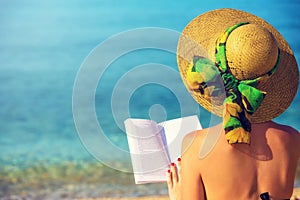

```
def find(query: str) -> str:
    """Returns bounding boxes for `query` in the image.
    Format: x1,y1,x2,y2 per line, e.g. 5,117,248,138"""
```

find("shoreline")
80,197,168,200
2,187,300,200
2,160,299,199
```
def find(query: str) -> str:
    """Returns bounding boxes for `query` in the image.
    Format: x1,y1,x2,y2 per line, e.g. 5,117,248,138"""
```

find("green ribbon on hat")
186,22,280,144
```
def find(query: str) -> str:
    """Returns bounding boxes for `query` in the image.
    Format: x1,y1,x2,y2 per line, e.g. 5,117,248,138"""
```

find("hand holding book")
124,115,202,184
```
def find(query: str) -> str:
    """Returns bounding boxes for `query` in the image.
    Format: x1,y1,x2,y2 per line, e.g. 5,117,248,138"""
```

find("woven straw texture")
177,8,299,123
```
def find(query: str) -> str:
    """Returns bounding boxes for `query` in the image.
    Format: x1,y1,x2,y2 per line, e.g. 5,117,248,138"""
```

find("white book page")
124,115,202,184
124,119,170,184
158,115,202,162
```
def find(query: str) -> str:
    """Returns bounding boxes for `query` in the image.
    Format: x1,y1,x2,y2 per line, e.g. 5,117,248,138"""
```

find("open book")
124,115,202,184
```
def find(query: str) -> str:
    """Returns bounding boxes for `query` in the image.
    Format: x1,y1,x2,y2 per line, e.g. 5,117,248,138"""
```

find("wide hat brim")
177,8,299,123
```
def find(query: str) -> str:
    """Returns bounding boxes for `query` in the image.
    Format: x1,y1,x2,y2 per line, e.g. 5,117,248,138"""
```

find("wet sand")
77,198,168,200
89,197,168,200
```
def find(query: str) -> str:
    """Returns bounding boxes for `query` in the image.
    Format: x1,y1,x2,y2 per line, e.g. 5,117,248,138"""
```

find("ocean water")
0,0,300,198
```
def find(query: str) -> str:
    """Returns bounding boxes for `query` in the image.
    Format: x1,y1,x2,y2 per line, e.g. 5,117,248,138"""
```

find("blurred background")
0,0,299,199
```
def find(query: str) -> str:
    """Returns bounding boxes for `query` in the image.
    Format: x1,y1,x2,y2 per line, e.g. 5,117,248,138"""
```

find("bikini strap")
260,192,270,200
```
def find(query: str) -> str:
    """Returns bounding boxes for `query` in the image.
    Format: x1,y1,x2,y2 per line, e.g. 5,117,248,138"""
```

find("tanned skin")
167,121,300,200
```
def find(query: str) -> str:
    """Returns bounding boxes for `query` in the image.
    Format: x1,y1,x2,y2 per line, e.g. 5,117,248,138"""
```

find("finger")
170,162,178,183
166,168,173,189
177,157,181,181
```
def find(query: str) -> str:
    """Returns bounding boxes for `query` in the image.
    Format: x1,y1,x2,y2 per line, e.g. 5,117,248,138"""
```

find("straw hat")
177,8,299,123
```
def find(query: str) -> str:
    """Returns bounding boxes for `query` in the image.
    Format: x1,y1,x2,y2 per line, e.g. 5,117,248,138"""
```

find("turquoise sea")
1,0,300,199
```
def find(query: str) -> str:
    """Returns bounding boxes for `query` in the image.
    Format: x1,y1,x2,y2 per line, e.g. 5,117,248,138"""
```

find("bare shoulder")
267,121,300,155
269,121,299,138
181,128,208,156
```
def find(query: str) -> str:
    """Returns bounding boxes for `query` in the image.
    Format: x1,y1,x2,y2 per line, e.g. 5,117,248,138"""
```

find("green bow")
186,22,280,144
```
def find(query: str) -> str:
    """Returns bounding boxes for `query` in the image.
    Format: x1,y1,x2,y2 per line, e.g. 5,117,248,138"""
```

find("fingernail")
167,169,170,173
171,163,175,166
177,157,181,162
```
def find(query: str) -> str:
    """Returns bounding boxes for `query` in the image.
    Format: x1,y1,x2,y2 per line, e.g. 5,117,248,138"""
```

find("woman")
167,9,300,200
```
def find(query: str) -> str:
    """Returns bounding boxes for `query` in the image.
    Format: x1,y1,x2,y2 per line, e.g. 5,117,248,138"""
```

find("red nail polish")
167,169,170,173
177,157,181,162
171,163,175,166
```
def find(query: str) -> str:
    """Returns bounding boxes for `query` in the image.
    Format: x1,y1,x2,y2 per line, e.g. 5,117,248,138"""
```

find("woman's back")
167,8,300,200
181,121,300,199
